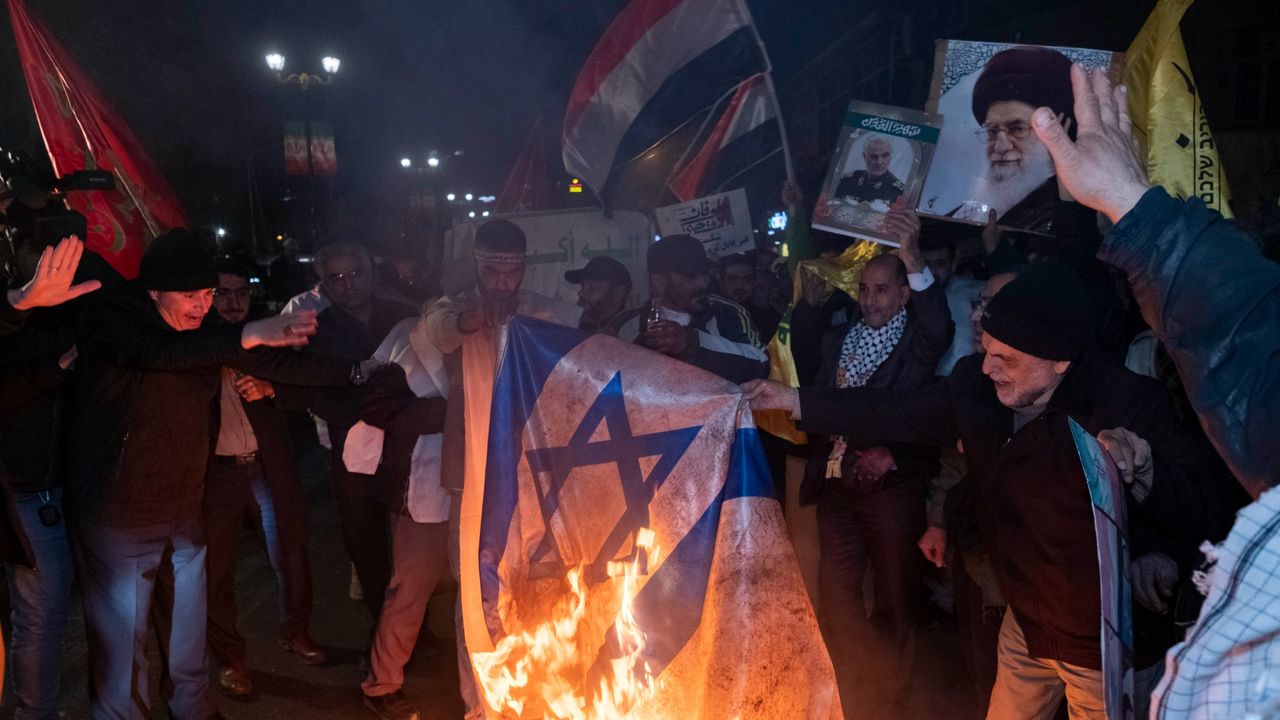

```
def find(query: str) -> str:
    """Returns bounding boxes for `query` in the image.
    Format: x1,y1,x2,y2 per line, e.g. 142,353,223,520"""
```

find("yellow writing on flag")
1123,0,1233,217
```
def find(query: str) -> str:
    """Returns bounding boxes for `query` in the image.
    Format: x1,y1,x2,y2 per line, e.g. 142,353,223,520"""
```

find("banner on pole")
284,122,311,175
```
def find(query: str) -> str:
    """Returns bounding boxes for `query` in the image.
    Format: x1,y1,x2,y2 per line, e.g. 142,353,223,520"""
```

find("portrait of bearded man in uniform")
834,134,906,208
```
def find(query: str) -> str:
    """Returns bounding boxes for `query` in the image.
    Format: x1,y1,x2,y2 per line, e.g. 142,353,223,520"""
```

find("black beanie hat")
971,46,1075,137
140,229,218,291
982,262,1091,361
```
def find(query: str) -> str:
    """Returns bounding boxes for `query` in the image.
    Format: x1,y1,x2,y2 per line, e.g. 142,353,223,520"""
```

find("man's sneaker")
362,690,420,720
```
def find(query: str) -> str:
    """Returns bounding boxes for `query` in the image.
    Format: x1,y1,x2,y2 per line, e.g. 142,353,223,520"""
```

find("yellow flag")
755,240,881,443
1123,0,1232,217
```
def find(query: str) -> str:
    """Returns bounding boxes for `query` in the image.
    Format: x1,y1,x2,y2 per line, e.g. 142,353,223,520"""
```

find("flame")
471,528,662,719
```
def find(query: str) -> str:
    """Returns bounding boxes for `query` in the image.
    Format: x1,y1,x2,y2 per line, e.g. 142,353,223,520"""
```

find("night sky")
0,0,1271,252
0,0,854,246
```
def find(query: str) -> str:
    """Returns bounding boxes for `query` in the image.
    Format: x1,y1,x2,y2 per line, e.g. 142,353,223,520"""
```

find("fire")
471,527,662,719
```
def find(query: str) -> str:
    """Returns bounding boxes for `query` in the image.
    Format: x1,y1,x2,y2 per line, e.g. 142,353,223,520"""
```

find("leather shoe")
279,633,327,665
362,690,420,720
218,665,253,697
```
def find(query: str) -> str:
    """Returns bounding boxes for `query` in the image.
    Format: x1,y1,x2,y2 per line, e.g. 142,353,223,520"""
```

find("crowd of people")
0,65,1276,720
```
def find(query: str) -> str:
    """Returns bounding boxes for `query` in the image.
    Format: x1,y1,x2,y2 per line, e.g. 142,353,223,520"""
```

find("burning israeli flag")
458,316,839,719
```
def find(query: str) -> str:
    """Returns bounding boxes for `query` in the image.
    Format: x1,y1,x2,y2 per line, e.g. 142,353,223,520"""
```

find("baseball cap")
564,256,632,293
647,234,714,275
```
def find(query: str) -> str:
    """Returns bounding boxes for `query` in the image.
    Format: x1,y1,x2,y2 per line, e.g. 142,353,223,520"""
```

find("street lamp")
446,193,456,202
464,193,474,202
426,156,440,169
400,157,412,168
267,52,339,90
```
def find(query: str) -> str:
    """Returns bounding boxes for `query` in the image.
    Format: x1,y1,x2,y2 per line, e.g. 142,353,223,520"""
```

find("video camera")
0,145,116,284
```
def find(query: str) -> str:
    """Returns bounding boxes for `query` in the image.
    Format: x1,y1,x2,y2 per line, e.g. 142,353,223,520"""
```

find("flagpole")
734,0,795,186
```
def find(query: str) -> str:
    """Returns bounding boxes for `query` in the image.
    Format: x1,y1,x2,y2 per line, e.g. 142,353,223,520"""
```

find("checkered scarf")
826,307,908,478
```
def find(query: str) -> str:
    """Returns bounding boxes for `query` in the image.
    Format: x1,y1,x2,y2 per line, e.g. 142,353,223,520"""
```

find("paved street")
1,421,977,720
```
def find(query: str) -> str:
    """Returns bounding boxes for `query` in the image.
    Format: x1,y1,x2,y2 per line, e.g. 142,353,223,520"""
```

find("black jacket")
797,278,953,503
1099,188,1280,497
0,306,75,495
290,298,420,498
357,364,447,512
0,292,34,567
63,284,353,528
797,349,1235,669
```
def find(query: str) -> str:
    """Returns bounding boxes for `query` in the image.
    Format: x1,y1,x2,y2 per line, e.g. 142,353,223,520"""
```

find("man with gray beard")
950,46,1075,235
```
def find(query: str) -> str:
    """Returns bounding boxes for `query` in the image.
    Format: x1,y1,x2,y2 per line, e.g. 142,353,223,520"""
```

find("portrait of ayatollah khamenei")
916,40,1120,236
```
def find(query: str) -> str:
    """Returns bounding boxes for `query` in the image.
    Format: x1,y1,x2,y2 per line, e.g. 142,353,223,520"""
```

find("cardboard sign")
654,188,754,259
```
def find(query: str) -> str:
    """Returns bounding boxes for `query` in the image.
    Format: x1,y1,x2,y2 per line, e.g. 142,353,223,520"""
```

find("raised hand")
884,208,923,272
8,235,102,310
1031,64,1152,224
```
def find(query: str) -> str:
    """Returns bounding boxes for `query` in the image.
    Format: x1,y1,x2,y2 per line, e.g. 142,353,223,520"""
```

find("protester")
421,218,580,720
564,255,631,332
0,235,99,717
347,318,450,720
288,241,420,624
791,207,952,716
744,259,1235,719
1029,63,1280,719
608,234,767,383
921,230,985,376
63,230,358,720
719,252,782,339
202,259,325,699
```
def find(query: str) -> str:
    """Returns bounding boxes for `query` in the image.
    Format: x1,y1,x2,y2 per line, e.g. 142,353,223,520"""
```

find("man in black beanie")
64,229,365,720
951,46,1076,234
744,262,1238,718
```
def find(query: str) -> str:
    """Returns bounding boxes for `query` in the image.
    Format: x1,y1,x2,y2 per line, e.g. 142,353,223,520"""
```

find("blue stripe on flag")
480,317,590,638
726,427,776,501
629,427,776,673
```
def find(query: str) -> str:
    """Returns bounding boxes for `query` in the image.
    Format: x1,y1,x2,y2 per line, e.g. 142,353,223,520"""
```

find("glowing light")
216,227,227,238
321,56,341,74
446,193,456,202
569,178,584,194
465,193,474,202
468,211,476,218
427,156,441,168
482,211,490,217
400,157,412,168
265,53,285,72
471,528,661,718
768,210,788,231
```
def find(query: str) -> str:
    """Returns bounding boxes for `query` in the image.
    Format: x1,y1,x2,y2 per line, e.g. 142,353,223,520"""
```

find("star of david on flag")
462,316,840,719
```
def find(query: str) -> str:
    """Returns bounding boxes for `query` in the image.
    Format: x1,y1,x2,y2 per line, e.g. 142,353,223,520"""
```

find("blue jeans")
74,510,214,720
6,488,75,720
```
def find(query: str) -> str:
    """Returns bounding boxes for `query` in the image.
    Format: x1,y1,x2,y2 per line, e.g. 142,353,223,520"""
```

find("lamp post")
265,52,340,90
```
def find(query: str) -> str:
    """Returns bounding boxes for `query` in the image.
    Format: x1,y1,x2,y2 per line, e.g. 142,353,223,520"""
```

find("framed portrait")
811,101,941,247
915,41,1121,236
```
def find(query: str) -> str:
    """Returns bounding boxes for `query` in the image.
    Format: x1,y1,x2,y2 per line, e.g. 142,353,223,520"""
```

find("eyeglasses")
213,287,251,300
324,268,363,285
975,122,1032,142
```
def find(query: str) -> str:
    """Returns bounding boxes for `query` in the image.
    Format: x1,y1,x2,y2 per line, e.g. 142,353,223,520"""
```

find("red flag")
495,119,552,214
669,73,775,202
8,0,188,279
